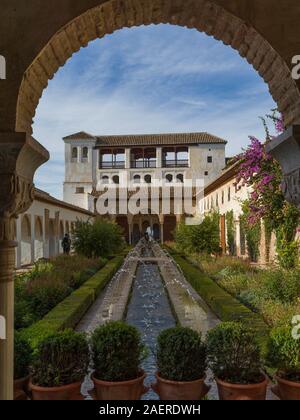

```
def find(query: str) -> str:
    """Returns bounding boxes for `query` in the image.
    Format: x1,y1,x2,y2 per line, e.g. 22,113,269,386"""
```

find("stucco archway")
16,0,300,135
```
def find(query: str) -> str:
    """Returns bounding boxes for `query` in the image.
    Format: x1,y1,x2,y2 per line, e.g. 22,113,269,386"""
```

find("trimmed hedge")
21,256,125,349
168,250,269,346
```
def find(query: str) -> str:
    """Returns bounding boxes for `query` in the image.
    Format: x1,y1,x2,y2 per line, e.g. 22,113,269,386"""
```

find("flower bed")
166,248,269,347
170,246,300,328
15,255,107,330
20,255,125,349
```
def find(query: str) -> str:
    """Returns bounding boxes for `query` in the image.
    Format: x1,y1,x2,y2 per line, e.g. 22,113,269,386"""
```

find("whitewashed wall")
15,196,93,268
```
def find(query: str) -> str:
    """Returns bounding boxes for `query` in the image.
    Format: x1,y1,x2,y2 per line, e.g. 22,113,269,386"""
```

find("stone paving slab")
76,247,142,333
152,243,219,335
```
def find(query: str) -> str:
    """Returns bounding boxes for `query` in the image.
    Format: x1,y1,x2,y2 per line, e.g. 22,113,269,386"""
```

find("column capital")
0,132,49,241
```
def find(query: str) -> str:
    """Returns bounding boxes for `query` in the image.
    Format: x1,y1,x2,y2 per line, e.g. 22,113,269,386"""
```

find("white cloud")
33,25,276,199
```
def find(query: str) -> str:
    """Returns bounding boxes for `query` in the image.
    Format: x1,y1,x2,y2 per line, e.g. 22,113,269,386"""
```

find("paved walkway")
152,243,219,335
76,245,144,333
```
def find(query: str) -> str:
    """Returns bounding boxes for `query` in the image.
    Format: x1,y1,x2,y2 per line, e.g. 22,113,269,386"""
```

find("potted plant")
30,329,89,400
207,322,268,400
152,327,210,400
90,321,148,400
14,332,33,400
266,325,300,400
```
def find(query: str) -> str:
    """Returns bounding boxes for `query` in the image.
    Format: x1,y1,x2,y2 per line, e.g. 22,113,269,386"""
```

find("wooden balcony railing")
163,159,189,168
99,161,125,169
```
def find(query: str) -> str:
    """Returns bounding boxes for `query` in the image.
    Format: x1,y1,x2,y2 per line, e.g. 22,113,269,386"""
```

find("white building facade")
15,189,94,268
199,163,278,264
63,131,227,243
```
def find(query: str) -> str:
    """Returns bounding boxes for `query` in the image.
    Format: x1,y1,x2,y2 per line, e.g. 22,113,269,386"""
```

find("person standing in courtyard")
62,233,71,255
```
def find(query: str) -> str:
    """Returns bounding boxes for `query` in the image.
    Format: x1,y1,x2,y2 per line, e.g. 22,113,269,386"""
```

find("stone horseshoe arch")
16,0,300,135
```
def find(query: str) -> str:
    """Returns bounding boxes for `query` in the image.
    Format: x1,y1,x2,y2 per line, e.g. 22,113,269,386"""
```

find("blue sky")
32,24,276,199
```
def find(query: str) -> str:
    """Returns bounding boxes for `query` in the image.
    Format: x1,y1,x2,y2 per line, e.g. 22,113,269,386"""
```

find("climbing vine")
240,201,261,263
236,110,300,268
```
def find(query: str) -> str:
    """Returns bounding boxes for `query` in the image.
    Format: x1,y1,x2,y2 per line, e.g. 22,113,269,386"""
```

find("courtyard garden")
172,111,300,329
12,113,300,400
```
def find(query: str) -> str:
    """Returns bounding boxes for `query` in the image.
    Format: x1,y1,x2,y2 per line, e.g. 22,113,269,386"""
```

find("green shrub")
261,269,300,304
31,329,89,387
190,254,254,278
171,254,268,343
73,219,125,259
91,321,147,382
25,275,72,320
266,325,300,382
15,299,36,330
207,322,264,384
14,332,33,380
175,213,221,255
276,238,299,270
15,256,105,330
156,327,207,382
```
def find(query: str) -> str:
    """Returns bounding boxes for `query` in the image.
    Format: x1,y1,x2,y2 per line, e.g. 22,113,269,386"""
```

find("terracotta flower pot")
152,373,210,400
216,376,268,400
30,381,84,400
91,371,148,400
272,375,300,400
14,375,30,401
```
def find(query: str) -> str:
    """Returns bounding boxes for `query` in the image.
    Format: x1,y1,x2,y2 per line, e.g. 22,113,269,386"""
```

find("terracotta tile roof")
34,189,94,216
63,132,227,146
63,131,96,141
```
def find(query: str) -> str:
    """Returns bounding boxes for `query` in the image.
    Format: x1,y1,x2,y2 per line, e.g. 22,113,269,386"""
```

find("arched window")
101,175,109,185
166,174,173,183
144,174,152,184
176,174,184,183
72,147,78,160
133,174,141,184
82,147,88,160
112,175,120,185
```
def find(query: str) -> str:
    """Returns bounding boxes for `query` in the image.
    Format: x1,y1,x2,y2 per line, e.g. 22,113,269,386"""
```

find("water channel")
126,244,176,400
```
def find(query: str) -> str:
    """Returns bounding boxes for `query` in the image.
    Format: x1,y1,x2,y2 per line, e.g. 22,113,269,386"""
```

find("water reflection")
126,248,176,400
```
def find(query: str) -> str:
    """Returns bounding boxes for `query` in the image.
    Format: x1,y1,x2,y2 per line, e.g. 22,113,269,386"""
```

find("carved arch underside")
16,0,300,134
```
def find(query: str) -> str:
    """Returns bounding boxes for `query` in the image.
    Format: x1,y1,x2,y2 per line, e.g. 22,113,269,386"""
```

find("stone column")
259,220,267,265
125,148,131,169
15,217,21,268
156,147,162,169
127,215,133,245
235,219,241,257
30,214,35,264
0,133,49,400
43,209,50,259
159,215,165,244
54,211,60,256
